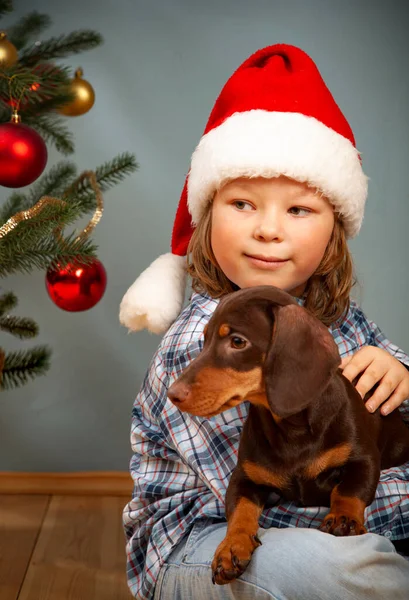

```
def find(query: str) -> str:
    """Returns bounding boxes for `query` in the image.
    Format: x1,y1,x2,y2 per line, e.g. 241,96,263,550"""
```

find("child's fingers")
354,363,389,399
340,351,375,384
378,381,409,415
364,374,400,412
339,356,352,371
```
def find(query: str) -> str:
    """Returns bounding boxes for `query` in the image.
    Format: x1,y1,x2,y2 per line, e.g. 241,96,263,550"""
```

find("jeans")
154,518,409,600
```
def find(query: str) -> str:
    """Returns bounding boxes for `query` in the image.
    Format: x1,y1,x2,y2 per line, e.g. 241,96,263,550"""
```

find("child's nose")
254,217,284,241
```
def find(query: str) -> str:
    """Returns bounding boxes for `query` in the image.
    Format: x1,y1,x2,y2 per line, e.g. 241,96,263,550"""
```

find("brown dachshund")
167,285,409,585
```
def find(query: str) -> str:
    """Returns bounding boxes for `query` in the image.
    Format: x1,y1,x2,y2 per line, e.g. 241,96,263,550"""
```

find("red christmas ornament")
45,258,107,312
0,117,48,188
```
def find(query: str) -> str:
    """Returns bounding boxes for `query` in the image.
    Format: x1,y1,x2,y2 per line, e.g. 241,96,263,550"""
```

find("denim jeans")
154,518,409,600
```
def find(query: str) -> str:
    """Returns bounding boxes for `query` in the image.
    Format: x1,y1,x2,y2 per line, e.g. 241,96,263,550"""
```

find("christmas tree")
0,1,138,389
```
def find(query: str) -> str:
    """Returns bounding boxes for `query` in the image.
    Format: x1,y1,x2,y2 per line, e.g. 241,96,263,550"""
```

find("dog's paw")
211,532,262,585
319,512,367,536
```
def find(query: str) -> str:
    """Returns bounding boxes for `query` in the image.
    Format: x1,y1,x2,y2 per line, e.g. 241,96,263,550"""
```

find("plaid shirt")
123,290,409,600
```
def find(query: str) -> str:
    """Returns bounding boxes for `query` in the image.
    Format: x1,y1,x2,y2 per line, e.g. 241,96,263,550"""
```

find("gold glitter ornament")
57,67,95,116
0,32,18,68
0,170,103,240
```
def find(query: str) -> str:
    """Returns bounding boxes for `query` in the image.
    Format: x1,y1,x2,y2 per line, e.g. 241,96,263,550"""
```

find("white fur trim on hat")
187,110,368,238
119,253,187,333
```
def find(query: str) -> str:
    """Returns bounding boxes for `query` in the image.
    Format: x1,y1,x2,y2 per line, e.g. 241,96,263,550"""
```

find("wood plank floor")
0,495,133,600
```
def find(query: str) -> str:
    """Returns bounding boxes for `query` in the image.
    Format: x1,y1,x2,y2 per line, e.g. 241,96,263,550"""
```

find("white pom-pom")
119,253,187,334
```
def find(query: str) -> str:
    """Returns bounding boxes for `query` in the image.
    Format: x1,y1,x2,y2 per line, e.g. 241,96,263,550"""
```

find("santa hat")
120,43,368,334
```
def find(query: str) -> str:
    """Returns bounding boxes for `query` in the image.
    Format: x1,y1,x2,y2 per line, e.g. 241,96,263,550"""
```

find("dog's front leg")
211,465,270,585
319,457,380,536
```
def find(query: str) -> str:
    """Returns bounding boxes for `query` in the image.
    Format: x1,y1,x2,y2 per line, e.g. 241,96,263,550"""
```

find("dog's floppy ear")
264,304,341,418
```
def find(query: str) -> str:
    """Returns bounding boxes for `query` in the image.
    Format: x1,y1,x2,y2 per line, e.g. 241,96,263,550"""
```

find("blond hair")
187,202,355,326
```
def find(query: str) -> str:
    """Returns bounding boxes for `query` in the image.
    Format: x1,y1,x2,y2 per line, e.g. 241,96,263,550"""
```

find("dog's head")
167,285,341,419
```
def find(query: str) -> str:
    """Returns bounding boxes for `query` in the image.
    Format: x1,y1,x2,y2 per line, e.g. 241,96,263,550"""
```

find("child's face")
211,176,335,296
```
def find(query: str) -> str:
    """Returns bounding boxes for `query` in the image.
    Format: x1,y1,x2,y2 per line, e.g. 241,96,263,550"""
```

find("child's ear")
264,304,341,418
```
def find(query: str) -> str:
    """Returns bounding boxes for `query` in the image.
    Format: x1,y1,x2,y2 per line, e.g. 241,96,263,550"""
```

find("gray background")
0,0,408,471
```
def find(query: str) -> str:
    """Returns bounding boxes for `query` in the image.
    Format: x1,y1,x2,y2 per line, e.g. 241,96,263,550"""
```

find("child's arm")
123,347,213,600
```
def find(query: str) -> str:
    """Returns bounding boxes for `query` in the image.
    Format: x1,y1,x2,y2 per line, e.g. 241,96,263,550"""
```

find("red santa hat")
120,43,368,334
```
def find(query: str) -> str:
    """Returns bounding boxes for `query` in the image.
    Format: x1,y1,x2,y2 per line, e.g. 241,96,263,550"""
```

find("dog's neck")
246,391,315,436
248,403,313,443
272,408,315,439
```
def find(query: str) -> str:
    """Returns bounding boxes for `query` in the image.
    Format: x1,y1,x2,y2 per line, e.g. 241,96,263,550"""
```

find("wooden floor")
0,494,133,600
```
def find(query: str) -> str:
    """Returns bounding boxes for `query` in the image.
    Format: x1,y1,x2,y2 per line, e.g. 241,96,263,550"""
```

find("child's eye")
233,200,253,211
289,206,312,216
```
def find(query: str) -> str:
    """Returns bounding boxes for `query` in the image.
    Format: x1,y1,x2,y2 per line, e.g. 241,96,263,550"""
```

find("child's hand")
340,346,409,415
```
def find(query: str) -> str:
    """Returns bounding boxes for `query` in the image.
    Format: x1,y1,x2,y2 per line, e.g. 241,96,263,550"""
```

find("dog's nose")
168,381,192,405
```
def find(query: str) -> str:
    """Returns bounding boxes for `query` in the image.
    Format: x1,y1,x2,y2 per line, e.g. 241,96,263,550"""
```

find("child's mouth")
245,254,289,270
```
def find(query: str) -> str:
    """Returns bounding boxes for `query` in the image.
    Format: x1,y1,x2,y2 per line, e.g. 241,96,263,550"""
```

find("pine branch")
27,63,71,97
23,113,75,154
0,155,138,229
0,191,27,225
0,197,98,277
0,293,37,339
0,155,137,274
0,65,40,101
7,11,52,50
0,0,12,19
0,64,73,115
0,315,39,338
19,30,104,67
95,153,140,188
23,91,75,115
65,153,139,211
26,161,77,206
0,99,9,121
0,291,17,316
0,229,97,277
1,185,81,233
1,346,51,390
0,9,138,392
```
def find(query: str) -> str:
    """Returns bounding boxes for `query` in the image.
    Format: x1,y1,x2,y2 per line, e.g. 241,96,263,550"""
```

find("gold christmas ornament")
0,32,18,68
57,67,95,116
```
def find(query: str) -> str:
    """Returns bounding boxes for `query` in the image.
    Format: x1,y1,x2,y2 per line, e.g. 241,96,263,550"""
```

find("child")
120,44,409,600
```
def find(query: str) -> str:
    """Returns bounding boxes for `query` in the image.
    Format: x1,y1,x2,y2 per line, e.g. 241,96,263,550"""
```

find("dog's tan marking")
181,366,263,416
329,485,366,525
242,460,290,490
227,496,263,534
304,443,352,479
246,391,270,409
219,324,231,337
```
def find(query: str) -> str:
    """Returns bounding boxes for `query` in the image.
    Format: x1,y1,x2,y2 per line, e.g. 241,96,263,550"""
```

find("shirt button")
384,531,392,538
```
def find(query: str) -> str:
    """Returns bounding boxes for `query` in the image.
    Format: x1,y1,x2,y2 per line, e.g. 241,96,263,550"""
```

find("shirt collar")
190,288,306,314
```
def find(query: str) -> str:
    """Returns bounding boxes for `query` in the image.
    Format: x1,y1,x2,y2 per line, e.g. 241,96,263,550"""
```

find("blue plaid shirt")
123,290,409,600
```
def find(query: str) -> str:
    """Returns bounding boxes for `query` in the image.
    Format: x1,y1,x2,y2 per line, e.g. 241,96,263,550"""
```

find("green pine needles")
0,2,138,389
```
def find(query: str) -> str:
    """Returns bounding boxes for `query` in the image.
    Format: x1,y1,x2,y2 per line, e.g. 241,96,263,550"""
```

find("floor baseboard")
0,471,133,496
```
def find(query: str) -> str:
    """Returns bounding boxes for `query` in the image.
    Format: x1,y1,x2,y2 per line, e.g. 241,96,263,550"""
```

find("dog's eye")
231,336,247,349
